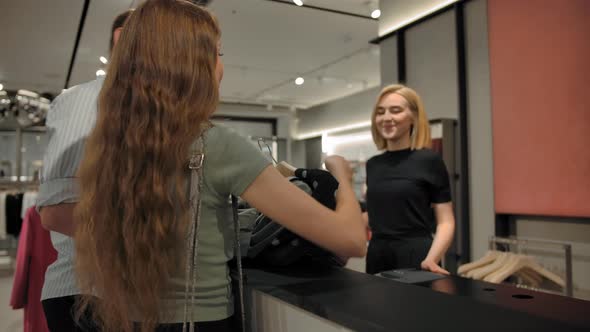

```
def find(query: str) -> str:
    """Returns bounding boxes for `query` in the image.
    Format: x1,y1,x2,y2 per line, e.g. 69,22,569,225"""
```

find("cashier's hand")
421,260,450,275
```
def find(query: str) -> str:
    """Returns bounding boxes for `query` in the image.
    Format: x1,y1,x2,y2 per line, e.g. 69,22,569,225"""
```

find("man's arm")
36,82,100,237
39,203,76,236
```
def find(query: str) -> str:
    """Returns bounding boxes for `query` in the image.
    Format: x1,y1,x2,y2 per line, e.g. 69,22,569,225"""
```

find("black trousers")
366,236,433,275
42,295,236,332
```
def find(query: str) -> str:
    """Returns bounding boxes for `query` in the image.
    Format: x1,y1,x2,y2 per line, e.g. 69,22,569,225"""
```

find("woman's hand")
324,155,352,182
421,259,450,275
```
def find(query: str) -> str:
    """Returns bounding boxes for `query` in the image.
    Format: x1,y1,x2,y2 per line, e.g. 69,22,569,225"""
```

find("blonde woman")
365,84,455,275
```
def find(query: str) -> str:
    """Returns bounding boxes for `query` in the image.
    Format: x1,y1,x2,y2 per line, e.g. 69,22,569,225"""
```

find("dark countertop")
244,265,589,332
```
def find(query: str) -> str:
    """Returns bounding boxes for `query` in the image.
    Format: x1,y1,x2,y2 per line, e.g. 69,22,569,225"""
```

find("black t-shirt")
366,148,451,239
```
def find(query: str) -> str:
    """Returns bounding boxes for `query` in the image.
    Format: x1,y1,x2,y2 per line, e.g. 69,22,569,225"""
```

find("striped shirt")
37,77,104,300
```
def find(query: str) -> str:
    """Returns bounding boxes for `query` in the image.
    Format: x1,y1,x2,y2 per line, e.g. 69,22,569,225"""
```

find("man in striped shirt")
37,10,132,331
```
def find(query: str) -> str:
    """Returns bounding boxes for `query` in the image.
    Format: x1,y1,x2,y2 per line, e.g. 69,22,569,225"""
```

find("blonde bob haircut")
371,84,432,150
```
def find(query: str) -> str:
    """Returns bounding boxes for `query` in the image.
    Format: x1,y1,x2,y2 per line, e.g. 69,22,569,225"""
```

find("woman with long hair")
74,1,367,331
364,84,456,275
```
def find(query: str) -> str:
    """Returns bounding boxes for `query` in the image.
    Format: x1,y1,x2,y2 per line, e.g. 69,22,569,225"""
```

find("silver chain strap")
231,195,247,332
182,133,246,332
183,137,204,332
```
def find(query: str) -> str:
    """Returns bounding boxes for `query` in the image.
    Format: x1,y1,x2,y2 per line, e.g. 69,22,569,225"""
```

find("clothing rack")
0,180,39,191
251,136,288,165
489,236,573,297
0,181,39,271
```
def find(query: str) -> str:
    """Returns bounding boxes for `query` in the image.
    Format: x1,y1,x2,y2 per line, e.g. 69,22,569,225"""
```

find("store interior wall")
291,140,307,169
216,103,293,139
464,0,495,262
405,9,458,120
488,0,590,218
296,87,380,139
215,102,294,164
379,35,398,87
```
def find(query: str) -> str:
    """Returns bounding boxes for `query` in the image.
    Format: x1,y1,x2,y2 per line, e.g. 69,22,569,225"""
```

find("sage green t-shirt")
161,125,271,322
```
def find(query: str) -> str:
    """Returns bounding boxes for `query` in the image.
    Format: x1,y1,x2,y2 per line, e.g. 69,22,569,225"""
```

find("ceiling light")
0,83,3,91
371,9,381,19
293,0,303,6
295,77,304,85
96,69,106,77
99,56,108,64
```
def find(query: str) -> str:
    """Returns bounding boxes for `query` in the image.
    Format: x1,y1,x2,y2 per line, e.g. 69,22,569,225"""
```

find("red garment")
10,207,57,332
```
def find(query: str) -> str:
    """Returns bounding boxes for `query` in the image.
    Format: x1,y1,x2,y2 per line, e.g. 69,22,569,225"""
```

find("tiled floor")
0,268,24,332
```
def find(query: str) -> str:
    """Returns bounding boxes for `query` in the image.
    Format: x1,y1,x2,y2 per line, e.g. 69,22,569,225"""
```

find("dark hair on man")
109,9,134,53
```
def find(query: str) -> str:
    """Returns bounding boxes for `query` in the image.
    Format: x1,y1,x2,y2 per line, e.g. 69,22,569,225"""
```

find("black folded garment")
240,169,345,268
294,168,339,210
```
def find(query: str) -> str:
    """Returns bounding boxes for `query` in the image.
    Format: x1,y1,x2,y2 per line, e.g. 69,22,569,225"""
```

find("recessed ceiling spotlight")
293,0,303,6
99,56,108,64
371,9,381,19
96,69,106,77
295,77,304,85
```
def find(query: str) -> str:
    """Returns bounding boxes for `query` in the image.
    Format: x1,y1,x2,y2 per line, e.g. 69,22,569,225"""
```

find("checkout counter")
243,265,589,332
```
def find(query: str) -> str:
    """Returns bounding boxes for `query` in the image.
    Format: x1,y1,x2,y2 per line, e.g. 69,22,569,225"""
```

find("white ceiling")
1,0,383,109
0,0,83,93
379,0,459,36
209,0,380,108
69,0,135,87
290,0,379,17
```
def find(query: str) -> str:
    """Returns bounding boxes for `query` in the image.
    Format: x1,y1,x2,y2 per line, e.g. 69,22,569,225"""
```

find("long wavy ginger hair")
74,1,220,331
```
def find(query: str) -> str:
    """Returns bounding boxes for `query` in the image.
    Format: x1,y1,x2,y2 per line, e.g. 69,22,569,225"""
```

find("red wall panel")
488,0,590,217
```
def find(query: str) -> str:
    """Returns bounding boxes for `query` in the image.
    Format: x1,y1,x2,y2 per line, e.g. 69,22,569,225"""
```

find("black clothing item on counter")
294,168,339,210
6,193,24,236
366,236,433,274
42,295,235,332
240,170,344,268
365,148,451,239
